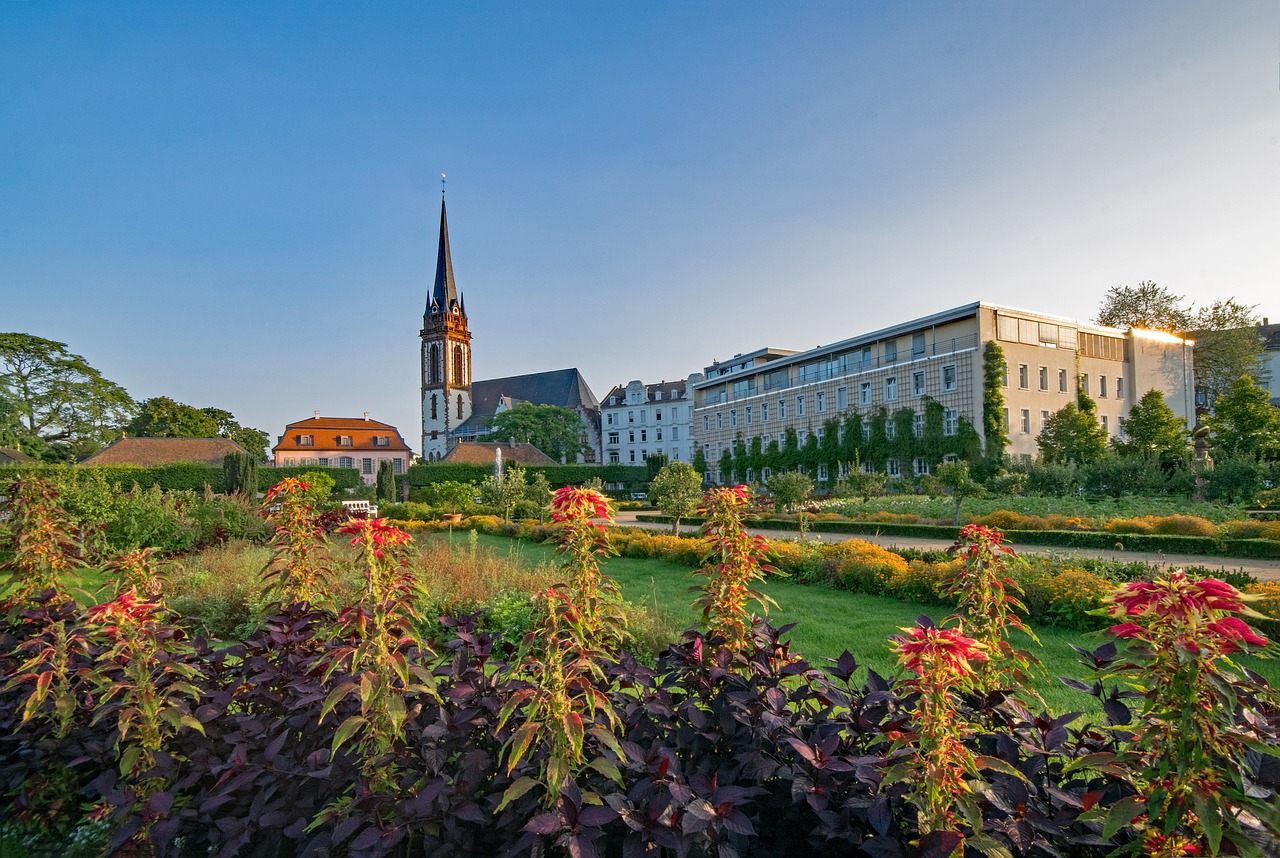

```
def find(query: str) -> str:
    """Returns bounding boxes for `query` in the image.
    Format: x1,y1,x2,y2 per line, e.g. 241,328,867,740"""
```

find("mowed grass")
453,533,1280,716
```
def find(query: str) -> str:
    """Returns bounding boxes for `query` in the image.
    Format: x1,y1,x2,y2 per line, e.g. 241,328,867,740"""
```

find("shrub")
820,539,909,593
1032,568,1114,630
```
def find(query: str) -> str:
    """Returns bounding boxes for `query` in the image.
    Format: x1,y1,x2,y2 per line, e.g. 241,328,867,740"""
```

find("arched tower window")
453,347,465,386
429,344,441,385
430,393,438,420
456,394,463,418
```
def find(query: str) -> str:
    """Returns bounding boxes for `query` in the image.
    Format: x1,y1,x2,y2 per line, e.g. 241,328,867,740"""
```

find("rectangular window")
393,458,403,474
942,364,957,392
1101,415,1109,434
862,423,872,441
702,416,709,432
362,458,373,475
778,399,787,419
641,429,648,441
885,421,896,440
1041,409,1050,431
886,459,901,477
912,332,926,357
745,406,752,425
1018,364,1029,389
716,413,723,429
817,464,829,481
1038,366,1048,391
944,408,958,436
1000,366,1009,387
318,458,329,466
609,452,619,463
761,466,772,481
1020,409,1031,434
913,457,929,476
607,432,619,444
640,411,647,423
629,450,636,462
338,435,353,447
1058,368,1068,393
816,391,825,413
656,429,663,441
885,376,898,401
913,412,925,438
761,403,769,422
912,370,926,397
1079,374,1089,395
860,382,872,406
671,426,679,440
606,413,614,425
1116,377,1124,399
837,387,848,409
729,410,736,428
884,341,897,363
1099,375,1109,398
655,409,662,420
796,396,805,416
746,468,755,483
298,434,314,446
1003,407,1009,432
628,411,634,423
339,456,353,468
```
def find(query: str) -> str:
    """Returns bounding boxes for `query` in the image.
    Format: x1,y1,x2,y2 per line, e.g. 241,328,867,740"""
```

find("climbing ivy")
980,340,1009,476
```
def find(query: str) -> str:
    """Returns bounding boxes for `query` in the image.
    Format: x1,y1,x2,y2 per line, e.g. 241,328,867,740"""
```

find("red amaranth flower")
264,478,311,504
1108,622,1146,639
549,487,611,523
1110,571,1247,621
894,625,988,678
338,517,412,556
88,590,158,637
1205,616,1269,650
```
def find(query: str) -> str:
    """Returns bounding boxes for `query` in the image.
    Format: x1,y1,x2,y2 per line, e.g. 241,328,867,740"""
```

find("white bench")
341,499,379,518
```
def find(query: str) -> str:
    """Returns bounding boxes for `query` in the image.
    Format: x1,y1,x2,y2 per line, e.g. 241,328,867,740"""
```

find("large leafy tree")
1191,300,1263,411
481,402,586,463
1207,376,1280,460
1113,389,1190,466
0,333,136,461
648,461,704,534
1036,392,1108,465
1094,281,1193,332
127,397,271,461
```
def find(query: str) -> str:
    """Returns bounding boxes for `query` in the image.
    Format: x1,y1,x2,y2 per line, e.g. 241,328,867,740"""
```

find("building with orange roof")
82,437,248,466
272,412,413,485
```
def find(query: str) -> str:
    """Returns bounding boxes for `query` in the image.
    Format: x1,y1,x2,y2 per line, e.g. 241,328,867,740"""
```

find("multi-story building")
692,302,1196,484
273,412,414,485
600,375,704,465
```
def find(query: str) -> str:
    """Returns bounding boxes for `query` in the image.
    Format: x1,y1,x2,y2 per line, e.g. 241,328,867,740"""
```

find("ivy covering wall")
717,397,980,486
981,340,1010,475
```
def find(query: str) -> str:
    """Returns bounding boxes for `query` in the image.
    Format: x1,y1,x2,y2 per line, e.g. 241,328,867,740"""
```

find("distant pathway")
611,511,1280,584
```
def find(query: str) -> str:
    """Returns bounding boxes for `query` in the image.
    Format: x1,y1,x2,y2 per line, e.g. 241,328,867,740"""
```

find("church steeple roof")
427,198,462,316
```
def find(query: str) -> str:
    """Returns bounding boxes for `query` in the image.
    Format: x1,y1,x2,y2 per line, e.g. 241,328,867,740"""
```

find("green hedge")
4,463,364,494
406,462,648,489
634,515,1280,559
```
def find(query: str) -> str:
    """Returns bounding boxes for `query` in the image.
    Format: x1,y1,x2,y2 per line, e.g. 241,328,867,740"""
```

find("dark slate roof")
426,198,462,317
0,448,37,465
81,437,249,466
442,441,556,466
1259,322,1280,351
469,368,600,422
602,380,689,406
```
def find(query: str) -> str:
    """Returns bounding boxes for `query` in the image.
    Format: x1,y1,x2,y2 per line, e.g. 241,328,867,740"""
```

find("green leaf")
975,755,1024,779
1101,794,1145,841
22,671,53,722
506,722,540,774
331,715,367,754
1191,791,1223,854
965,833,1015,858
496,776,541,811
319,681,358,721
588,756,623,786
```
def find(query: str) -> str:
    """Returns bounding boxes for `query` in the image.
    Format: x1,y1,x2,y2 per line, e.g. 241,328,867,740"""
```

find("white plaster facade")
600,374,705,466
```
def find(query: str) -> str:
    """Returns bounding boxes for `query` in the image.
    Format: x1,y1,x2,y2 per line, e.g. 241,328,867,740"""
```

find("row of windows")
281,457,404,474
293,435,396,448
604,406,693,426
606,448,685,464
703,366,960,432
606,426,680,445
723,452,961,485
700,409,959,458
1009,365,1125,399
1004,408,1114,436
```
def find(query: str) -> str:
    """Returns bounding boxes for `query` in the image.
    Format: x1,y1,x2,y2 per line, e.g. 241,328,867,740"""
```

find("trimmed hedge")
406,462,648,489
634,514,1280,559
4,463,363,494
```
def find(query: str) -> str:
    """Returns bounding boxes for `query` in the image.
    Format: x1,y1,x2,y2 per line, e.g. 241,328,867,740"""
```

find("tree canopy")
648,461,704,534
1190,300,1263,412
481,402,587,463
1207,376,1280,460
1094,281,1193,332
1036,393,1108,465
1113,389,1190,466
127,397,270,460
0,333,135,461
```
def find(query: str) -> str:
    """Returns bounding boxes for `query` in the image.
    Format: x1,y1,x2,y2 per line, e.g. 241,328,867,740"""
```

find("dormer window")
297,435,314,446
337,436,353,447
373,436,390,447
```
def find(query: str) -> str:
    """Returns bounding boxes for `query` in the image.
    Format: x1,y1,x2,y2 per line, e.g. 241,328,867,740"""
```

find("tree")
223,452,259,497
1113,389,1190,466
935,460,982,525
1037,392,1107,465
692,447,708,478
480,463,527,522
980,341,1010,474
648,461,703,534
0,333,136,461
524,471,553,523
768,470,815,536
1191,300,1263,411
127,398,271,462
1094,281,1193,332
481,402,586,463
1207,376,1280,460
376,460,397,504
425,480,477,514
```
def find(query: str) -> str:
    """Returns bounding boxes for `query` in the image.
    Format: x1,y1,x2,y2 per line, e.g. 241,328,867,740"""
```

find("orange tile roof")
273,415,412,454
81,437,249,466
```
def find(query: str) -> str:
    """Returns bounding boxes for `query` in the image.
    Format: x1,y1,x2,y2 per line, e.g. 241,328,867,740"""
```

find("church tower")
421,196,472,461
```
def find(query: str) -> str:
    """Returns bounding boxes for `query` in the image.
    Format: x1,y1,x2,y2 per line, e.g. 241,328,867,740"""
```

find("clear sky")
3,2,1277,454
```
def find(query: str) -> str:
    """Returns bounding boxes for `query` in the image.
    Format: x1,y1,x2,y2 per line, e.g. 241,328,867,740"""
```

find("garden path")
611,510,1280,583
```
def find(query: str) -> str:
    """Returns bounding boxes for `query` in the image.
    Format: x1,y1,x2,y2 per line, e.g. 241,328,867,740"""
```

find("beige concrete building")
692,302,1195,482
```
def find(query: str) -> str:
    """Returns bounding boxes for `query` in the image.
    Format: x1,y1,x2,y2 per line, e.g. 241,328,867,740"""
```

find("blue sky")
3,2,1277,453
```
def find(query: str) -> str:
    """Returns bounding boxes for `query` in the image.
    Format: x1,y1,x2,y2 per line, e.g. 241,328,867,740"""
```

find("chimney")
363,412,370,421
313,411,320,419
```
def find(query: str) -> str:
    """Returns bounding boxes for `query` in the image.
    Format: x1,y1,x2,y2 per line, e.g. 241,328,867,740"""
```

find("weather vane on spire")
441,172,446,198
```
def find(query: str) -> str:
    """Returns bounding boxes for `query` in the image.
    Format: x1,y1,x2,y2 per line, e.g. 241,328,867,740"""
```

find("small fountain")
495,446,503,481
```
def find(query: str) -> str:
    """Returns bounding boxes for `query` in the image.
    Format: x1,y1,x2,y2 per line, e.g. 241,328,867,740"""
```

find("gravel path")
611,511,1280,583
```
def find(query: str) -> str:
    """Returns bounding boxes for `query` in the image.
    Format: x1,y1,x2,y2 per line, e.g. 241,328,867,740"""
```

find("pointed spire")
427,197,460,316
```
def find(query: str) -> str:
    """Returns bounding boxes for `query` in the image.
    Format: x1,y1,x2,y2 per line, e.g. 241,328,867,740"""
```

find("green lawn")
454,533,1280,715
